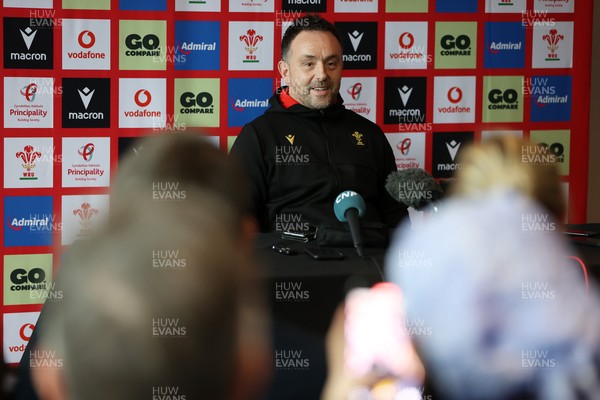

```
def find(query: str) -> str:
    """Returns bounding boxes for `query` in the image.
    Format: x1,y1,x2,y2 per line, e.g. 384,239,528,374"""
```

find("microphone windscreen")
385,169,443,210
334,191,366,222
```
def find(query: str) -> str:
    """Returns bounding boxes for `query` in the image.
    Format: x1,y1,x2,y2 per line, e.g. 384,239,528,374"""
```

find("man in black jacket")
230,15,407,233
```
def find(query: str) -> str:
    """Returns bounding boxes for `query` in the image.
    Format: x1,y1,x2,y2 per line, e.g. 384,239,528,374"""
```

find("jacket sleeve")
377,130,408,229
229,124,269,229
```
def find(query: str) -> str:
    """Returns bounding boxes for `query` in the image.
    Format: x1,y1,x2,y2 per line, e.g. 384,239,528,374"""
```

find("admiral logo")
7,215,50,231
240,29,263,63
179,41,216,51
336,22,377,69
440,35,472,56
62,78,110,128
488,89,518,110
4,196,54,247
228,78,272,127
175,21,220,70
180,92,214,114
489,42,522,52
4,18,53,69
529,76,571,122
231,98,269,111
384,77,427,125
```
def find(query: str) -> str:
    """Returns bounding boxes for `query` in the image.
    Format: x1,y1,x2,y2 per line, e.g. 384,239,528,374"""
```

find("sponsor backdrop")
0,0,593,364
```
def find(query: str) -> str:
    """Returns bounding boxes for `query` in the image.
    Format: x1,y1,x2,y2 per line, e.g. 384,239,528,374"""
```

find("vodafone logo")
347,82,362,100
399,33,415,50
134,89,152,107
398,138,411,155
20,323,35,341
448,87,463,104
78,30,96,49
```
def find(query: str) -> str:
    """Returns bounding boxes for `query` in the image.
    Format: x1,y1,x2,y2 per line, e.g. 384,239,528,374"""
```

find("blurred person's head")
33,195,271,400
450,135,565,221
387,190,600,400
112,132,256,244
278,15,343,109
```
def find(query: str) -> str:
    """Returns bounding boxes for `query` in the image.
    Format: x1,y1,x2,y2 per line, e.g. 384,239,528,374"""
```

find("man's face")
278,30,343,110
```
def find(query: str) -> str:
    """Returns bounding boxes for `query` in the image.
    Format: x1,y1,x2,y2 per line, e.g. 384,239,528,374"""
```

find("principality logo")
78,143,95,161
240,29,263,63
73,203,99,235
134,89,152,107
347,82,362,100
77,30,96,49
16,145,42,181
398,138,411,156
20,83,38,102
543,29,564,61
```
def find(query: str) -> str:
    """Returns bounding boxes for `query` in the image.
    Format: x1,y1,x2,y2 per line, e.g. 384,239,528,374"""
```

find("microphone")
385,168,443,211
334,190,366,257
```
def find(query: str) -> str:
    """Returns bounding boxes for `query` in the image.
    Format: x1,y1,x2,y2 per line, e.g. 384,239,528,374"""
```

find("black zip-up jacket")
230,90,407,232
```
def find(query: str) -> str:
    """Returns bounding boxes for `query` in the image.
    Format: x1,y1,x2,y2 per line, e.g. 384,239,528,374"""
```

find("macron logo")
446,140,461,161
348,30,364,52
398,85,413,107
20,27,37,50
77,87,95,110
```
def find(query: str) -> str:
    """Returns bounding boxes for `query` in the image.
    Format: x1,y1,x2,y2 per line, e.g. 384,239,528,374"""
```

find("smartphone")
344,283,424,383
304,246,344,260
563,230,598,237
282,229,316,243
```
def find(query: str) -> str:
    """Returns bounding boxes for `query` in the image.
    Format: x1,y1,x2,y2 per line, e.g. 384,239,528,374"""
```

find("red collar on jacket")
278,87,300,109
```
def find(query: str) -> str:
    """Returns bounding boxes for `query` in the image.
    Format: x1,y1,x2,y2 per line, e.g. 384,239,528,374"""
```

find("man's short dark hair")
281,14,343,62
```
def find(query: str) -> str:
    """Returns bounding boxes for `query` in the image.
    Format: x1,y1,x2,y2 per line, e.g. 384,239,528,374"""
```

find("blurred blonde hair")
450,134,565,220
